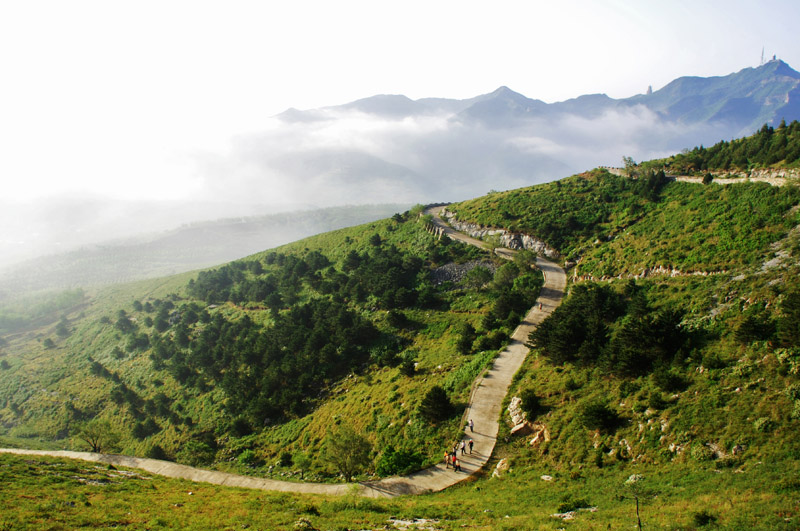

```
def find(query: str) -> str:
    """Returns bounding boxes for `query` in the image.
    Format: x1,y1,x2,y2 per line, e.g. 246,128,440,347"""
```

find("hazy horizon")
2,0,799,269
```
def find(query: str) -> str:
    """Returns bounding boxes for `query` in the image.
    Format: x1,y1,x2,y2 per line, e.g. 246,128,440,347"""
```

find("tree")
464,266,493,290
293,451,312,479
778,290,800,347
73,419,121,453
322,424,372,482
55,317,70,338
418,385,454,423
622,156,637,177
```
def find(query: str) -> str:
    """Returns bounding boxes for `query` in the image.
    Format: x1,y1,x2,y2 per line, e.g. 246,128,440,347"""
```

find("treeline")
528,281,691,377
188,242,431,310
654,120,800,173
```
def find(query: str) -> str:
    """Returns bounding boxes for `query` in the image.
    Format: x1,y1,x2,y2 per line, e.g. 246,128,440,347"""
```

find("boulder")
528,423,551,447
507,396,526,426
492,458,509,478
510,421,533,437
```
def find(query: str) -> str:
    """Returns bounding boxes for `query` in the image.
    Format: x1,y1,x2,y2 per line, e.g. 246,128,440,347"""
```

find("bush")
753,417,775,433
279,451,293,467
690,443,715,462
692,509,717,527
648,392,668,410
238,449,260,467
176,440,215,467
652,369,689,393
556,495,590,513
399,351,417,377
375,447,424,476
519,388,543,419
417,385,454,423
578,401,619,432
145,444,169,460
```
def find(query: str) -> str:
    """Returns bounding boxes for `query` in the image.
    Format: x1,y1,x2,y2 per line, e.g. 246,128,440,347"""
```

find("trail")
1,205,566,498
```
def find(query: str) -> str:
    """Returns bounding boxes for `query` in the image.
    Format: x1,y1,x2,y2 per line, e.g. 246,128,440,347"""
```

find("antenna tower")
760,47,765,66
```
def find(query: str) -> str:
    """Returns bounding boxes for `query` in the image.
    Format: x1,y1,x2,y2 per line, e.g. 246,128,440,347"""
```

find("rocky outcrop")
673,168,800,187
492,458,510,478
441,209,560,259
507,396,550,445
430,260,496,285
572,264,727,283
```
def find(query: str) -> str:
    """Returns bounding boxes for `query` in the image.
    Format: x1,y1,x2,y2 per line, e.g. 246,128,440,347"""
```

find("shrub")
690,442,715,462
375,447,424,476
399,352,417,377
417,385,454,423
648,392,668,410
753,417,775,433
145,444,169,460
176,440,215,467
652,369,689,393
556,495,590,513
618,380,640,398
692,509,717,527
279,451,293,467
578,401,619,432
229,417,253,437
238,449,260,467
519,388,543,419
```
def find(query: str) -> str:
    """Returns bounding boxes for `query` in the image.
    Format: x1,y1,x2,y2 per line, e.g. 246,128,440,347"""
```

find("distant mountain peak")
760,58,800,79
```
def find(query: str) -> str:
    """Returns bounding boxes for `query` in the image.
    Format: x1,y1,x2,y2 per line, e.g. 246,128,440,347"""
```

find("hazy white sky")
1,0,798,202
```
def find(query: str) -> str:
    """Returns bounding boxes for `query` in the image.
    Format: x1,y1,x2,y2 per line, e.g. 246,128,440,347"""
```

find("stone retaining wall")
441,209,560,259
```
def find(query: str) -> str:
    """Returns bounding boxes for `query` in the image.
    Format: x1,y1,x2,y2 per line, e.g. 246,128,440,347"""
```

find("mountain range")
3,60,799,282
299,59,800,131
252,59,800,204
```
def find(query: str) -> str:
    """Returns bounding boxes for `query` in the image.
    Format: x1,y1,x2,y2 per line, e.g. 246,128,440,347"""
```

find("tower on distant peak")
760,47,765,66
646,85,653,95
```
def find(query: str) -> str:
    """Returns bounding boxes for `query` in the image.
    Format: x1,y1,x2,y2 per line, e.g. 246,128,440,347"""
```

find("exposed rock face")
430,260,497,285
674,168,800,187
441,209,560,259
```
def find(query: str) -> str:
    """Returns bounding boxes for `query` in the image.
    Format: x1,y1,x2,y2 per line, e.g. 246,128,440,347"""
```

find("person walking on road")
469,439,474,454
468,419,474,433
460,441,466,455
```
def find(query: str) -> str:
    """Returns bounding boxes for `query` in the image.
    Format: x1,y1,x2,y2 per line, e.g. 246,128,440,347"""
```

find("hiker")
454,458,462,472
444,451,450,468
460,440,466,455
469,419,474,433
451,453,457,468
539,302,543,310
469,439,474,454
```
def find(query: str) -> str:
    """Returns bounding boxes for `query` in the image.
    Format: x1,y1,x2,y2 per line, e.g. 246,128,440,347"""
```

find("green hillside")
2,125,800,528
0,206,542,480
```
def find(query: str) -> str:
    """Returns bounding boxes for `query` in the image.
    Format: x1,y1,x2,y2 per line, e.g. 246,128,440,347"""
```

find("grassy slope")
3,165,800,528
0,212,507,479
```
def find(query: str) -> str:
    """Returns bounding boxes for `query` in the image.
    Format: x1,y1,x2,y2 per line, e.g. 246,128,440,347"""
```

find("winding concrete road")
1,206,566,498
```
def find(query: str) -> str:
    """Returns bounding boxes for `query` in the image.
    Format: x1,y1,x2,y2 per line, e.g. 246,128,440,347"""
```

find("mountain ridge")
282,60,800,134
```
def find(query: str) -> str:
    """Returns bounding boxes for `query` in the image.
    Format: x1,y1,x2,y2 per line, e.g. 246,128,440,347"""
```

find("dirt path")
1,206,566,498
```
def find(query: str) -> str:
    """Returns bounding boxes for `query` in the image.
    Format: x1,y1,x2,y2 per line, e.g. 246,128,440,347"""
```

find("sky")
0,0,798,205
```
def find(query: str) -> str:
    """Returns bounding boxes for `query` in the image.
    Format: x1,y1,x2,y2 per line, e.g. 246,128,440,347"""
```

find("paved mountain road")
1,206,566,498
